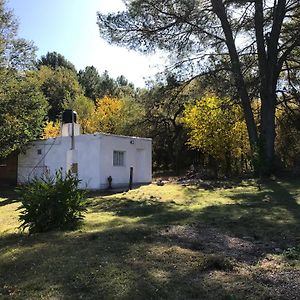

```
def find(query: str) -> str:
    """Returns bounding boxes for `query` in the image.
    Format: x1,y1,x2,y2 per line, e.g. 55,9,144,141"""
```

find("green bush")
18,170,86,233
283,245,300,260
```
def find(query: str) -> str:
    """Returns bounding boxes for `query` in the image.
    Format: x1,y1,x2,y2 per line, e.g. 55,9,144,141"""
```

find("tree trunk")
260,94,276,176
211,0,258,159
211,0,287,176
254,0,286,176
225,151,232,177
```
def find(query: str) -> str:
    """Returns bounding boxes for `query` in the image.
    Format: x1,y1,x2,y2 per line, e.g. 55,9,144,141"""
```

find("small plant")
283,245,300,260
18,170,86,233
202,254,234,271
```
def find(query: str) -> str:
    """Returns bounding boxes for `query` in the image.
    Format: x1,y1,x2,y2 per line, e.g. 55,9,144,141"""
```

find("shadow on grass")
193,179,300,247
1,179,300,298
0,226,271,300
88,180,300,244
87,197,190,225
0,188,20,207
86,180,300,248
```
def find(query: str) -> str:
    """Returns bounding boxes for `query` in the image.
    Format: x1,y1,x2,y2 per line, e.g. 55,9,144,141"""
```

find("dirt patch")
158,224,300,299
154,174,246,190
159,224,266,263
255,268,300,300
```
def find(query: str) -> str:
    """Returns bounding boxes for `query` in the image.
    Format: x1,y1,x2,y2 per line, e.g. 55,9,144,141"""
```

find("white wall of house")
18,133,152,189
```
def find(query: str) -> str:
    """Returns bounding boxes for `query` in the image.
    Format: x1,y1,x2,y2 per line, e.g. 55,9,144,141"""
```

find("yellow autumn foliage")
42,121,60,139
89,96,123,133
182,93,250,161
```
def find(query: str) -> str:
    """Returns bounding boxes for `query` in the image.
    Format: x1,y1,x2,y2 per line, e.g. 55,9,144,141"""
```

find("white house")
17,123,152,190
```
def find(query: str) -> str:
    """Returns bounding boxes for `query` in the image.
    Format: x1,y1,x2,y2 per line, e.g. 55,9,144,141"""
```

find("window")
37,149,42,155
113,151,125,166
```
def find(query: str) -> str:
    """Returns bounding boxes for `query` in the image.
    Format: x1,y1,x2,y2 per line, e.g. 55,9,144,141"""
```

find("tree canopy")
97,0,300,175
78,66,136,100
0,69,48,158
0,1,48,158
78,66,102,101
37,51,77,73
182,93,249,174
0,0,36,70
29,66,83,120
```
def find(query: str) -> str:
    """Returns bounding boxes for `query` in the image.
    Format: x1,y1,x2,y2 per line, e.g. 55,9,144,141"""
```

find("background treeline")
1,0,300,177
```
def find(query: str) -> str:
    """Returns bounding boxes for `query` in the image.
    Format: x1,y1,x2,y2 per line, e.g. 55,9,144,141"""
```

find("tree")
182,93,249,175
42,121,60,139
97,0,300,176
99,70,118,97
37,51,77,73
78,66,102,101
0,69,48,158
78,67,136,100
116,96,144,136
0,0,36,70
64,94,95,134
30,66,83,120
133,77,201,171
275,103,300,170
0,1,47,158
91,96,123,133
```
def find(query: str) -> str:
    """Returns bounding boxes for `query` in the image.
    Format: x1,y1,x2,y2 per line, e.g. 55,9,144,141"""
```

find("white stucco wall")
18,133,152,190
18,137,69,183
98,134,152,189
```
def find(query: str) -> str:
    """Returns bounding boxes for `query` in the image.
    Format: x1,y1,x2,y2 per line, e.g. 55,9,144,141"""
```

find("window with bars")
113,151,125,166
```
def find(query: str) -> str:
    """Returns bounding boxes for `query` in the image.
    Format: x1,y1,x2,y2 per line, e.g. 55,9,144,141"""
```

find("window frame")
113,150,125,167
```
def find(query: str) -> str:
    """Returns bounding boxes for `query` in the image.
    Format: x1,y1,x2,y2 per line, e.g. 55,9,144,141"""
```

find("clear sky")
6,0,165,87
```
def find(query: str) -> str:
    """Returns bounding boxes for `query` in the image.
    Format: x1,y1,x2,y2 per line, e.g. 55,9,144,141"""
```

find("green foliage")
78,65,102,101
116,96,144,135
30,65,83,120
0,1,47,158
133,79,198,171
0,0,36,70
78,67,136,101
276,105,300,171
0,69,48,158
18,170,86,233
37,51,76,73
98,0,300,176
283,245,300,260
64,94,95,133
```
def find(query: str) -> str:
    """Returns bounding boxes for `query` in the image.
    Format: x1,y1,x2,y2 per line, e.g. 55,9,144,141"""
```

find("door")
0,154,18,186
135,149,145,183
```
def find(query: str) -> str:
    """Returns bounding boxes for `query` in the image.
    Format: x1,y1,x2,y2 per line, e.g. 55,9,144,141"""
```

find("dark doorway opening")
0,154,18,186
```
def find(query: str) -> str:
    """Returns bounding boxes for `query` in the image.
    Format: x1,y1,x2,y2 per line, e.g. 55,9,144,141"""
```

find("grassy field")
0,179,300,299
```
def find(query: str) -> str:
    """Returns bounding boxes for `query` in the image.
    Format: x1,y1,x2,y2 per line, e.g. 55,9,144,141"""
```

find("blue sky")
6,0,164,87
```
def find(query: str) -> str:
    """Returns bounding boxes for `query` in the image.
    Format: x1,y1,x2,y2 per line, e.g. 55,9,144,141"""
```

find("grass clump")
202,254,234,271
18,170,86,233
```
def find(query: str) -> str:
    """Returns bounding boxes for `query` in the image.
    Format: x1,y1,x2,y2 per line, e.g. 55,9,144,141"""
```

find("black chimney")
62,109,77,124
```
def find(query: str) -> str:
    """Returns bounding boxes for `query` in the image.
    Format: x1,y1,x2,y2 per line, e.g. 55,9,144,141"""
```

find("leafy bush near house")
18,170,86,233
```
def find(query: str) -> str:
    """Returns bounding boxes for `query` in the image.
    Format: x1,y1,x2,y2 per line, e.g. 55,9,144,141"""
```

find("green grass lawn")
0,179,300,299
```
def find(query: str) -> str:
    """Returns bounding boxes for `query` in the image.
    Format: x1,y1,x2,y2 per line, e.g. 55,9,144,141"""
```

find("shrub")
283,245,300,260
18,170,86,233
